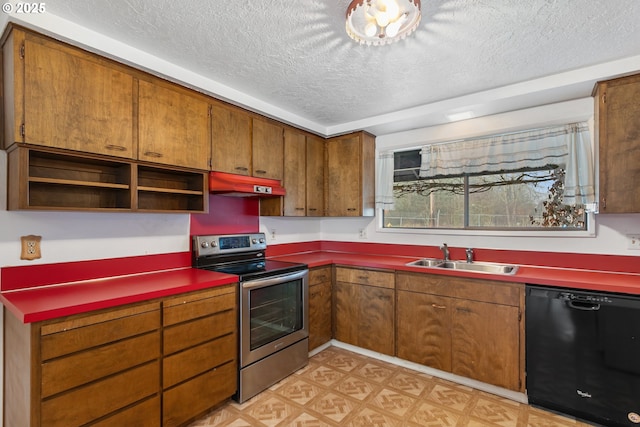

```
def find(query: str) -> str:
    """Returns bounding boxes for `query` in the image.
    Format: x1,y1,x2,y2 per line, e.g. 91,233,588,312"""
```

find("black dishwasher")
526,285,640,427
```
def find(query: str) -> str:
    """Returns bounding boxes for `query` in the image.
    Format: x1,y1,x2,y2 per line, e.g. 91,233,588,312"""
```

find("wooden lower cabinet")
333,266,395,355
396,272,524,392
5,301,162,427
3,284,238,427
162,285,238,427
308,266,332,351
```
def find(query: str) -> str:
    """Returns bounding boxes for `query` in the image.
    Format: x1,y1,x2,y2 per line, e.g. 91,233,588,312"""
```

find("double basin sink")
406,258,518,275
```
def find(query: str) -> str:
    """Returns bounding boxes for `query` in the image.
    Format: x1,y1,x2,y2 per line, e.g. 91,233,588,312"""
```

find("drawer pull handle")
431,304,446,310
235,166,249,171
105,144,127,151
144,151,163,158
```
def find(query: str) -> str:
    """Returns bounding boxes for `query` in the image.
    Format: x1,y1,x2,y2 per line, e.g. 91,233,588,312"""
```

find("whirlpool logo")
576,389,592,398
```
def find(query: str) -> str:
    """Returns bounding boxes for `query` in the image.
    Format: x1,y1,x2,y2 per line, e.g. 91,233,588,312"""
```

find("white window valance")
418,122,595,205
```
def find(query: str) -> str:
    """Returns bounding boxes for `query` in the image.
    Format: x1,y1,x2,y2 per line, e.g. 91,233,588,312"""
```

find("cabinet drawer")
335,266,394,289
163,361,236,427
42,330,160,398
41,361,159,427
164,308,236,355
163,285,236,326
40,302,160,360
90,396,160,427
309,266,331,285
396,272,521,306
163,332,236,388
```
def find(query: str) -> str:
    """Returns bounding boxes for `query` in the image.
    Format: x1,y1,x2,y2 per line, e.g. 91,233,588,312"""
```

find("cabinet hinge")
518,309,522,322
19,42,25,59
602,92,606,104
208,105,212,117
20,123,25,138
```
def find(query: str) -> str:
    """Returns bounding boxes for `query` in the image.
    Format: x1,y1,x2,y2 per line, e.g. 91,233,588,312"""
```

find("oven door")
240,269,309,367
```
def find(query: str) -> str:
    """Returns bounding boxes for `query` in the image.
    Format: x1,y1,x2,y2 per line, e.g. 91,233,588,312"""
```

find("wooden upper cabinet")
4,28,135,158
594,73,640,213
252,118,284,180
211,102,252,175
306,134,325,216
138,79,211,170
325,131,375,217
282,128,307,216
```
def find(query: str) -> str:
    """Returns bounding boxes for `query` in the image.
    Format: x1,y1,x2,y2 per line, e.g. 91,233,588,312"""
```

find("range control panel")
193,233,266,257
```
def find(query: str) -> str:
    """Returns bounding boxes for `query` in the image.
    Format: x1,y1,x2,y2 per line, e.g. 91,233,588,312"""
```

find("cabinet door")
306,134,325,216
309,281,332,351
325,132,375,217
326,134,360,216
138,79,211,170
596,74,640,213
358,285,394,356
211,103,252,175
283,128,307,216
22,33,134,158
333,281,359,347
252,118,284,180
397,290,452,371
451,299,521,391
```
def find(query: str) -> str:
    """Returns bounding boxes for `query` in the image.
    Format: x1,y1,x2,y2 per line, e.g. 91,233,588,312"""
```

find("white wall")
262,98,640,257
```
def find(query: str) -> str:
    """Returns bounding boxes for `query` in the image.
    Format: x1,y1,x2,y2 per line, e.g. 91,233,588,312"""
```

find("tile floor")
189,346,594,427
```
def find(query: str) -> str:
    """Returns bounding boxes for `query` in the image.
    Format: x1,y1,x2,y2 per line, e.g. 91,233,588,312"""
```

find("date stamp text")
3,3,46,13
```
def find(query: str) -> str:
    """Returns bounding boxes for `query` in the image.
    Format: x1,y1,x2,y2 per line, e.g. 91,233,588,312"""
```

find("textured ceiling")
6,0,640,135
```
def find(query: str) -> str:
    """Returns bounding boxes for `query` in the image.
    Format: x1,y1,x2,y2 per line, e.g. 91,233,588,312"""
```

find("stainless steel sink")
406,258,444,267
437,260,518,274
406,259,518,275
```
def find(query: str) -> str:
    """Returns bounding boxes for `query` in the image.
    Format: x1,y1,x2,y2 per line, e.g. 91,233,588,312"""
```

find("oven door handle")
242,269,308,290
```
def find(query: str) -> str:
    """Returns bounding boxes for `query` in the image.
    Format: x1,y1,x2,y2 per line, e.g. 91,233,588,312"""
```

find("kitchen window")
377,123,595,231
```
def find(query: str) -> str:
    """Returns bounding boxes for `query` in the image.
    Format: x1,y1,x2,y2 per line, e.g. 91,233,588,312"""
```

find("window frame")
378,150,596,237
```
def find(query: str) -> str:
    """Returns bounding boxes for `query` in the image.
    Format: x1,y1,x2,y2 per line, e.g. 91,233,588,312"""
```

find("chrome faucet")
466,248,474,263
440,243,450,261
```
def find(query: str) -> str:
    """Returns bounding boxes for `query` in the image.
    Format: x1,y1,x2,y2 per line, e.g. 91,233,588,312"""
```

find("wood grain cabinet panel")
161,284,238,427
252,117,284,180
211,102,252,175
308,266,332,351
397,290,452,371
306,134,325,216
282,128,307,215
396,272,524,392
3,285,238,427
138,78,211,170
325,131,375,217
334,267,395,355
3,28,135,158
594,73,640,213
4,300,162,427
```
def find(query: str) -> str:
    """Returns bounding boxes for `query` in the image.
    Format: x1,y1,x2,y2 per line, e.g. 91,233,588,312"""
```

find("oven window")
249,279,303,350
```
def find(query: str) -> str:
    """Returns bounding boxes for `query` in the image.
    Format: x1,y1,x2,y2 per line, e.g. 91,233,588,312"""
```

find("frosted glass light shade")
346,0,421,46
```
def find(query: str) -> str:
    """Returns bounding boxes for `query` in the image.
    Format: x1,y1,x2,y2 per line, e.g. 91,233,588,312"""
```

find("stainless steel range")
192,232,309,403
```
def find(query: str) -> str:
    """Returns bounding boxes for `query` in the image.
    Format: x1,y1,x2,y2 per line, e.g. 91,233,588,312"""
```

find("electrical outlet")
628,234,640,250
358,228,367,239
271,229,276,240
20,235,42,260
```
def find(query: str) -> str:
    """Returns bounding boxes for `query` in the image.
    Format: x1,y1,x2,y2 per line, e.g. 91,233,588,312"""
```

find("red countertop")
271,250,640,295
1,267,237,323
2,244,639,324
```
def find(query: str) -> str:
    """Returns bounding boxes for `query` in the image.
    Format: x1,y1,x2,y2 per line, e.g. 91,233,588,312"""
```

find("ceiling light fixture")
346,0,421,46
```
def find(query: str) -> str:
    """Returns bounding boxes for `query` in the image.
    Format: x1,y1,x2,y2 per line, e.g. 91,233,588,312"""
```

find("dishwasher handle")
567,300,601,311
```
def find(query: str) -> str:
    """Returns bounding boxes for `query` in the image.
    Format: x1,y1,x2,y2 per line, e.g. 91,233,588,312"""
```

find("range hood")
209,171,286,197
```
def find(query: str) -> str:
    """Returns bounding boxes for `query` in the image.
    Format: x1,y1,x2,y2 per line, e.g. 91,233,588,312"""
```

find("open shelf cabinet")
7,146,207,213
